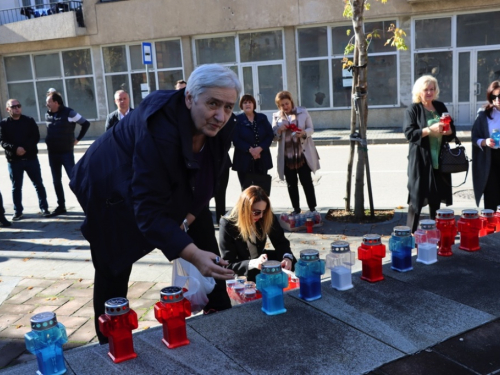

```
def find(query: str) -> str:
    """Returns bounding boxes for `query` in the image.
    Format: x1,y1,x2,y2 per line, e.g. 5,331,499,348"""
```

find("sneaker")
12,213,23,221
42,210,51,217
0,215,11,227
51,206,67,216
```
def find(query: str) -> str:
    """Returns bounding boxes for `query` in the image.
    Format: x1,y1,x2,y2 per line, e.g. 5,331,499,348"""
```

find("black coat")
0,115,40,162
471,110,492,206
105,108,134,131
70,90,236,275
232,112,273,173
404,101,456,209
219,214,296,282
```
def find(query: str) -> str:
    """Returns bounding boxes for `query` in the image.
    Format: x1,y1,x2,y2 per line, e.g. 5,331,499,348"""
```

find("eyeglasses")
9,104,21,109
491,94,500,101
252,210,264,217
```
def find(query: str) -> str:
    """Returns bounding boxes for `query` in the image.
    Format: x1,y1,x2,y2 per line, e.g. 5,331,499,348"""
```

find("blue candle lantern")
414,220,440,265
25,312,68,375
256,260,288,315
388,226,415,272
295,249,326,301
326,241,355,291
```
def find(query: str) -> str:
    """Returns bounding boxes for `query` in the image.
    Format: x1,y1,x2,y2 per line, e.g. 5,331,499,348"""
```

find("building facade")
1,0,499,137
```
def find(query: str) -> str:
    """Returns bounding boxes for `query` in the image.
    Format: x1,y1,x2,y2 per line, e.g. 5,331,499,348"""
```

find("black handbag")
242,160,272,196
439,137,469,186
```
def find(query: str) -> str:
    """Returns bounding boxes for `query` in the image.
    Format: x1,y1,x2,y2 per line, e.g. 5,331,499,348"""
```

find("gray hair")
412,75,440,103
186,64,241,101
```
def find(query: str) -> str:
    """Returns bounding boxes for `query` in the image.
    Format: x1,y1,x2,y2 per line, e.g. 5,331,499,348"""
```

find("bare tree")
342,0,407,219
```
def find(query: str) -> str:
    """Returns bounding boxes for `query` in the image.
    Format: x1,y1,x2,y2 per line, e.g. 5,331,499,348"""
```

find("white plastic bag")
172,258,216,314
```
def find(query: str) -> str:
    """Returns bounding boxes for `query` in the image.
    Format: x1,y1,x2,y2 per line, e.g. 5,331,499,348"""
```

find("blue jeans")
48,151,74,208
8,158,48,214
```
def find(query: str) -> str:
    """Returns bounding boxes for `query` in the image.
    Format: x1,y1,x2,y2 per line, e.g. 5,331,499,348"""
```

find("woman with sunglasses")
472,80,500,210
219,185,296,282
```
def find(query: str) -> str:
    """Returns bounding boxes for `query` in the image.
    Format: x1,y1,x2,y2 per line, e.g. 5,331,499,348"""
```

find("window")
297,21,399,109
4,49,97,122
102,39,184,112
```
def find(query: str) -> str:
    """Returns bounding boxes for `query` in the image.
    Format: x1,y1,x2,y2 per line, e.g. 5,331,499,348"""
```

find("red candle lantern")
357,234,386,283
479,209,496,237
494,205,500,232
154,286,191,349
457,209,481,252
435,209,456,257
98,297,138,363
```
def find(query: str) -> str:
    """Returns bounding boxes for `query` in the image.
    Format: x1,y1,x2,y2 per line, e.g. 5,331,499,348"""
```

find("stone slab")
290,277,494,354
188,297,404,375
384,250,500,316
0,277,21,306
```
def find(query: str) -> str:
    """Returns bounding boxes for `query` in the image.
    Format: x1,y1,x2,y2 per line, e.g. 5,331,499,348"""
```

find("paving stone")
0,339,29,369
17,278,54,288
67,318,96,343
128,298,157,311
71,306,94,318
127,282,155,299
134,320,161,335
0,304,36,315
53,316,88,329
58,287,93,298
24,295,71,306
140,307,155,322
56,298,92,316
4,287,44,304
0,325,32,339
0,315,22,330
37,280,74,297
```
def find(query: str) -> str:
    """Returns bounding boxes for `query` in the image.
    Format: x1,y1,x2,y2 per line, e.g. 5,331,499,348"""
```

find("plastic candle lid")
481,209,494,218
244,288,256,297
419,219,436,230
160,286,184,303
261,260,282,274
105,297,130,316
461,209,479,219
30,312,58,331
436,209,454,219
300,249,320,261
362,234,382,246
330,241,350,253
393,226,411,236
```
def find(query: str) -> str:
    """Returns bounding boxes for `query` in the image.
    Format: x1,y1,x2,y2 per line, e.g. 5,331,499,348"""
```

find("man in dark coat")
70,64,240,343
104,90,133,131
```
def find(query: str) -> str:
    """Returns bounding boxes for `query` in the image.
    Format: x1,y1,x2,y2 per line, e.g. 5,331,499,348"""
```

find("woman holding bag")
232,94,274,193
404,75,455,232
273,90,320,215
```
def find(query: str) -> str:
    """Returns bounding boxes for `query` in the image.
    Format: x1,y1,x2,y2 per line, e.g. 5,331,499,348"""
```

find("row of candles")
23,206,499,374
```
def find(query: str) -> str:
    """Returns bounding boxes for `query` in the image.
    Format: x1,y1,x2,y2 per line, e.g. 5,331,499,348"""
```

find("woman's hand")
249,147,262,159
179,244,234,280
256,254,268,269
278,124,288,134
485,138,496,148
281,258,292,271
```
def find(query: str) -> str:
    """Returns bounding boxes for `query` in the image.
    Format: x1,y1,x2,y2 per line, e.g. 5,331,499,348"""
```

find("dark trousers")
92,206,231,344
407,202,440,233
484,148,500,210
214,166,230,223
8,158,48,214
48,151,75,208
284,163,317,212
0,190,5,215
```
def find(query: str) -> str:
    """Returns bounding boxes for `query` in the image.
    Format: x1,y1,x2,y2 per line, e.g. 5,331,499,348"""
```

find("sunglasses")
491,94,500,101
9,104,21,109
252,210,265,217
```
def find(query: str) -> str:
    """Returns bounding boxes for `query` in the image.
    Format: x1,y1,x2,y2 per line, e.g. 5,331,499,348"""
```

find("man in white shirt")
105,90,133,131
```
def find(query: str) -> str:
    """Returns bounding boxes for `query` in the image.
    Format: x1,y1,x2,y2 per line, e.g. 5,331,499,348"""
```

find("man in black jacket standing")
1,99,50,221
45,92,90,216
104,90,133,131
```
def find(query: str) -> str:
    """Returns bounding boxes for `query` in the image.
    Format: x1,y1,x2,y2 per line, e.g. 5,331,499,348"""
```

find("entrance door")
241,63,284,114
456,48,500,125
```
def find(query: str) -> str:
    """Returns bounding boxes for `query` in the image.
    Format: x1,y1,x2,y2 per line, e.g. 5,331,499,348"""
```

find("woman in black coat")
472,80,500,210
219,186,296,282
232,94,274,189
404,75,456,232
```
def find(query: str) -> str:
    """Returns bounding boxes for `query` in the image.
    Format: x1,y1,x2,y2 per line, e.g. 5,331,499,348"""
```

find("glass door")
241,63,284,113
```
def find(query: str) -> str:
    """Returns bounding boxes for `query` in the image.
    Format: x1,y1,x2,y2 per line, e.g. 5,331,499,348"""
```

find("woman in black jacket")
404,75,456,232
219,186,296,282
232,95,274,190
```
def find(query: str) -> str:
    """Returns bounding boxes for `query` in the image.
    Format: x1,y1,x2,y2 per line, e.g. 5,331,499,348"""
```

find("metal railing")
0,1,84,27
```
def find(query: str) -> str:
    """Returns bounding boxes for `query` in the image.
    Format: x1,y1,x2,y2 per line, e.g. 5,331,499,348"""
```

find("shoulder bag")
439,136,470,187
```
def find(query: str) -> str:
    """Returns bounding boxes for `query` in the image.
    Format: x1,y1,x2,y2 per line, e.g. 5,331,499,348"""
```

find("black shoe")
0,215,11,227
51,206,67,216
290,209,301,215
42,210,51,217
12,213,23,221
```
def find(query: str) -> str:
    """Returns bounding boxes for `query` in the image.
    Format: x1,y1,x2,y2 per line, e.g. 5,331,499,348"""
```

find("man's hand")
16,147,26,156
179,244,234,280
74,140,79,145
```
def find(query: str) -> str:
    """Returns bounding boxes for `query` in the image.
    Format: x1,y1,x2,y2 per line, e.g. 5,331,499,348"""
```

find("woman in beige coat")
272,90,320,215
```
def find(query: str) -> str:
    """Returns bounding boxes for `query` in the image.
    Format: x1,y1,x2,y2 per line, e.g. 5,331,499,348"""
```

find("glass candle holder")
435,209,456,257
358,234,386,283
414,220,440,265
388,226,415,272
256,261,288,315
326,241,355,291
295,249,326,301
457,209,481,252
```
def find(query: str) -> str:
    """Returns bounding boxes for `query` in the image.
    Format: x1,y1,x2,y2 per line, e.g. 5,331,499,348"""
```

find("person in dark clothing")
0,189,11,227
1,99,50,221
45,92,90,216
219,185,296,282
404,75,456,232
69,64,240,343
105,90,133,131
214,153,231,225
